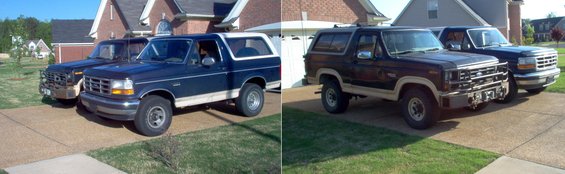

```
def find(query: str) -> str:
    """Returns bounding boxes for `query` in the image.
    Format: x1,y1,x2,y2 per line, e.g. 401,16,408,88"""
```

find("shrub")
48,54,55,65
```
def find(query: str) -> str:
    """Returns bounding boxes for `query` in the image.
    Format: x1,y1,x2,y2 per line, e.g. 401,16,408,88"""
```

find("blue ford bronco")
305,26,508,129
436,26,559,103
80,33,281,136
39,38,148,105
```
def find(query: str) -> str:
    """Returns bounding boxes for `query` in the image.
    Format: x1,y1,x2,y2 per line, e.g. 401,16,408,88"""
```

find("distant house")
393,0,524,44
530,17,565,42
24,39,50,58
51,19,95,63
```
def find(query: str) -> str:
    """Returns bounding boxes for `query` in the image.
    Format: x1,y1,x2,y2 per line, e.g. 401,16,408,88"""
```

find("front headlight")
518,57,536,70
110,79,134,95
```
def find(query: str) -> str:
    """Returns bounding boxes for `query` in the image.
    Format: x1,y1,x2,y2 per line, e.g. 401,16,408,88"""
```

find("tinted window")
356,34,383,58
188,40,221,65
226,37,273,58
312,33,351,53
89,42,125,60
138,39,192,63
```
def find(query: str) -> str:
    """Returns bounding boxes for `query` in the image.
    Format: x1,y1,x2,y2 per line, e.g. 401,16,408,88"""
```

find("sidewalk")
5,154,124,174
477,156,565,174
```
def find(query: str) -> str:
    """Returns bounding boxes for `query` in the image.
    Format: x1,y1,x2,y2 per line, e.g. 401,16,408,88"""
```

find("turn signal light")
517,64,535,70
111,89,134,95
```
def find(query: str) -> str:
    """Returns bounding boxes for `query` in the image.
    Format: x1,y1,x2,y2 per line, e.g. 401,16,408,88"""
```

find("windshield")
468,29,510,47
382,30,444,56
88,42,126,60
137,39,192,63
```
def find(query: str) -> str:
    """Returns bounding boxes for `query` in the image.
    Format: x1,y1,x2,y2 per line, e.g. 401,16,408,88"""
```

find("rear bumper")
39,83,79,99
80,92,139,121
439,85,507,108
514,68,560,90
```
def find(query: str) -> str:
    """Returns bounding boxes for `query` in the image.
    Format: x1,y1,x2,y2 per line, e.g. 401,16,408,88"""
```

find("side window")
444,32,465,46
188,40,221,65
312,33,352,53
356,34,383,59
226,37,273,58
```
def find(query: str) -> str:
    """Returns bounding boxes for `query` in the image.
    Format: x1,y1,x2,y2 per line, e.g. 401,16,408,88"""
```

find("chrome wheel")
408,98,425,121
325,88,337,107
247,90,261,111
147,106,166,129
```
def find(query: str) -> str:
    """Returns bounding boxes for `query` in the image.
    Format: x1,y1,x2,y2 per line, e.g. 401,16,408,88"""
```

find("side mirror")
357,51,372,60
447,44,461,51
202,57,216,66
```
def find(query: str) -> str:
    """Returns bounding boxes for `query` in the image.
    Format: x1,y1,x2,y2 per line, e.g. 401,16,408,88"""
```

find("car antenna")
127,38,131,63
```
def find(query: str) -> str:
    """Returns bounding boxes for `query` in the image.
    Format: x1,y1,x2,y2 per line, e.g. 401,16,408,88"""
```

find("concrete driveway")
0,92,280,168
283,85,565,169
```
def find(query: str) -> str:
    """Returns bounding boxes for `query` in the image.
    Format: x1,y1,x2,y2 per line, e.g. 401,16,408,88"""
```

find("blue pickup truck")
40,38,148,105
80,33,281,136
436,26,559,103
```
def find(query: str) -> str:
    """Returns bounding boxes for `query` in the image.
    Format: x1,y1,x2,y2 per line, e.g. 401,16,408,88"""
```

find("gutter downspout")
58,44,62,64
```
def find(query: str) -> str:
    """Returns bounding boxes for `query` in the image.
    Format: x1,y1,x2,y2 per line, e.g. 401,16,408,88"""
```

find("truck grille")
84,76,111,95
536,54,558,70
447,62,508,92
42,71,68,86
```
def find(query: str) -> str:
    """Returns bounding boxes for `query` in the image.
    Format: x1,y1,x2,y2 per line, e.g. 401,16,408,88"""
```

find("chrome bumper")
514,68,561,89
39,83,78,99
80,92,139,121
439,84,507,108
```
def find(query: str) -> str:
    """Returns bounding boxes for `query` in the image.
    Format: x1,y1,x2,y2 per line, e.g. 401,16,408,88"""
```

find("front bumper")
439,84,507,109
80,92,139,121
39,83,78,99
514,68,561,90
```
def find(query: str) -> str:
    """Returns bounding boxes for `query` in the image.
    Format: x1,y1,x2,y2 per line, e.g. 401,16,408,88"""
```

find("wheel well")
244,77,266,89
142,90,175,107
319,74,338,84
399,83,435,101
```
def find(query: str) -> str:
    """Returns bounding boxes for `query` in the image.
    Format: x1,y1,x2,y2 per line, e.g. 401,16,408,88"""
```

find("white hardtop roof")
216,32,269,38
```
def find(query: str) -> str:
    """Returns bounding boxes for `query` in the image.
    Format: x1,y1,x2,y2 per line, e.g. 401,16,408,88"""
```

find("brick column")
508,3,522,44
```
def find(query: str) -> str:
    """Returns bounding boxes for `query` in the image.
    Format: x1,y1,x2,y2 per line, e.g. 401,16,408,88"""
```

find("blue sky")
0,0,563,22
0,0,100,21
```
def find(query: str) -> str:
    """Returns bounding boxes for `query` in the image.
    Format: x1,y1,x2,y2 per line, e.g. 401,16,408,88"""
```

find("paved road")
0,92,281,168
283,85,565,169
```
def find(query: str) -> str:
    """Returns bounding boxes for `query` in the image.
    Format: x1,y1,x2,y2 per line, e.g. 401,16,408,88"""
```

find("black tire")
236,83,264,117
465,102,490,112
321,80,349,113
401,88,440,129
134,95,172,136
494,77,517,104
57,98,77,105
526,87,546,94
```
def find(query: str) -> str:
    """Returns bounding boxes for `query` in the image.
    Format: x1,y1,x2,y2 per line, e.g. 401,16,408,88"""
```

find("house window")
156,19,173,36
110,4,114,21
428,0,438,19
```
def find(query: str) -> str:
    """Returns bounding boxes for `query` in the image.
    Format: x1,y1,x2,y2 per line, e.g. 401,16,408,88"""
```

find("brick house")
88,0,238,44
51,20,95,63
530,17,565,42
393,0,524,44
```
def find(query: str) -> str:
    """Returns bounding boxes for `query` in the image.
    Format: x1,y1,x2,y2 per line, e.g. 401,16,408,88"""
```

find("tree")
550,27,565,48
10,15,28,67
547,12,557,18
524,24,535,45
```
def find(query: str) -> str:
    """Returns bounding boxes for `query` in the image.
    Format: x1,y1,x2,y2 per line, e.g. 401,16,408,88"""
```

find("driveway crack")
506,115,565,154
0,111,71,148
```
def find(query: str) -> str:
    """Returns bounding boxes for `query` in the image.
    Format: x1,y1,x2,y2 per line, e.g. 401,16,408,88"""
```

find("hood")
399,51,498,69
483,46,557,56
84,62,183,80
46,59,111,73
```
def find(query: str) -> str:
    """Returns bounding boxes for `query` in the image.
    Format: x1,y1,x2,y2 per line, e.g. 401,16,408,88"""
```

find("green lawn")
89,114,282,174
0,57,54,109
546,55,565,93
282,107,499,174
0,169,6,174
556,48,565,54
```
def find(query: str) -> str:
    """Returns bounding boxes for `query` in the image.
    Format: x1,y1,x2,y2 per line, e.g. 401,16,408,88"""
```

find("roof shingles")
174,0,236,16
52,19,95,44
113,0,151,31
